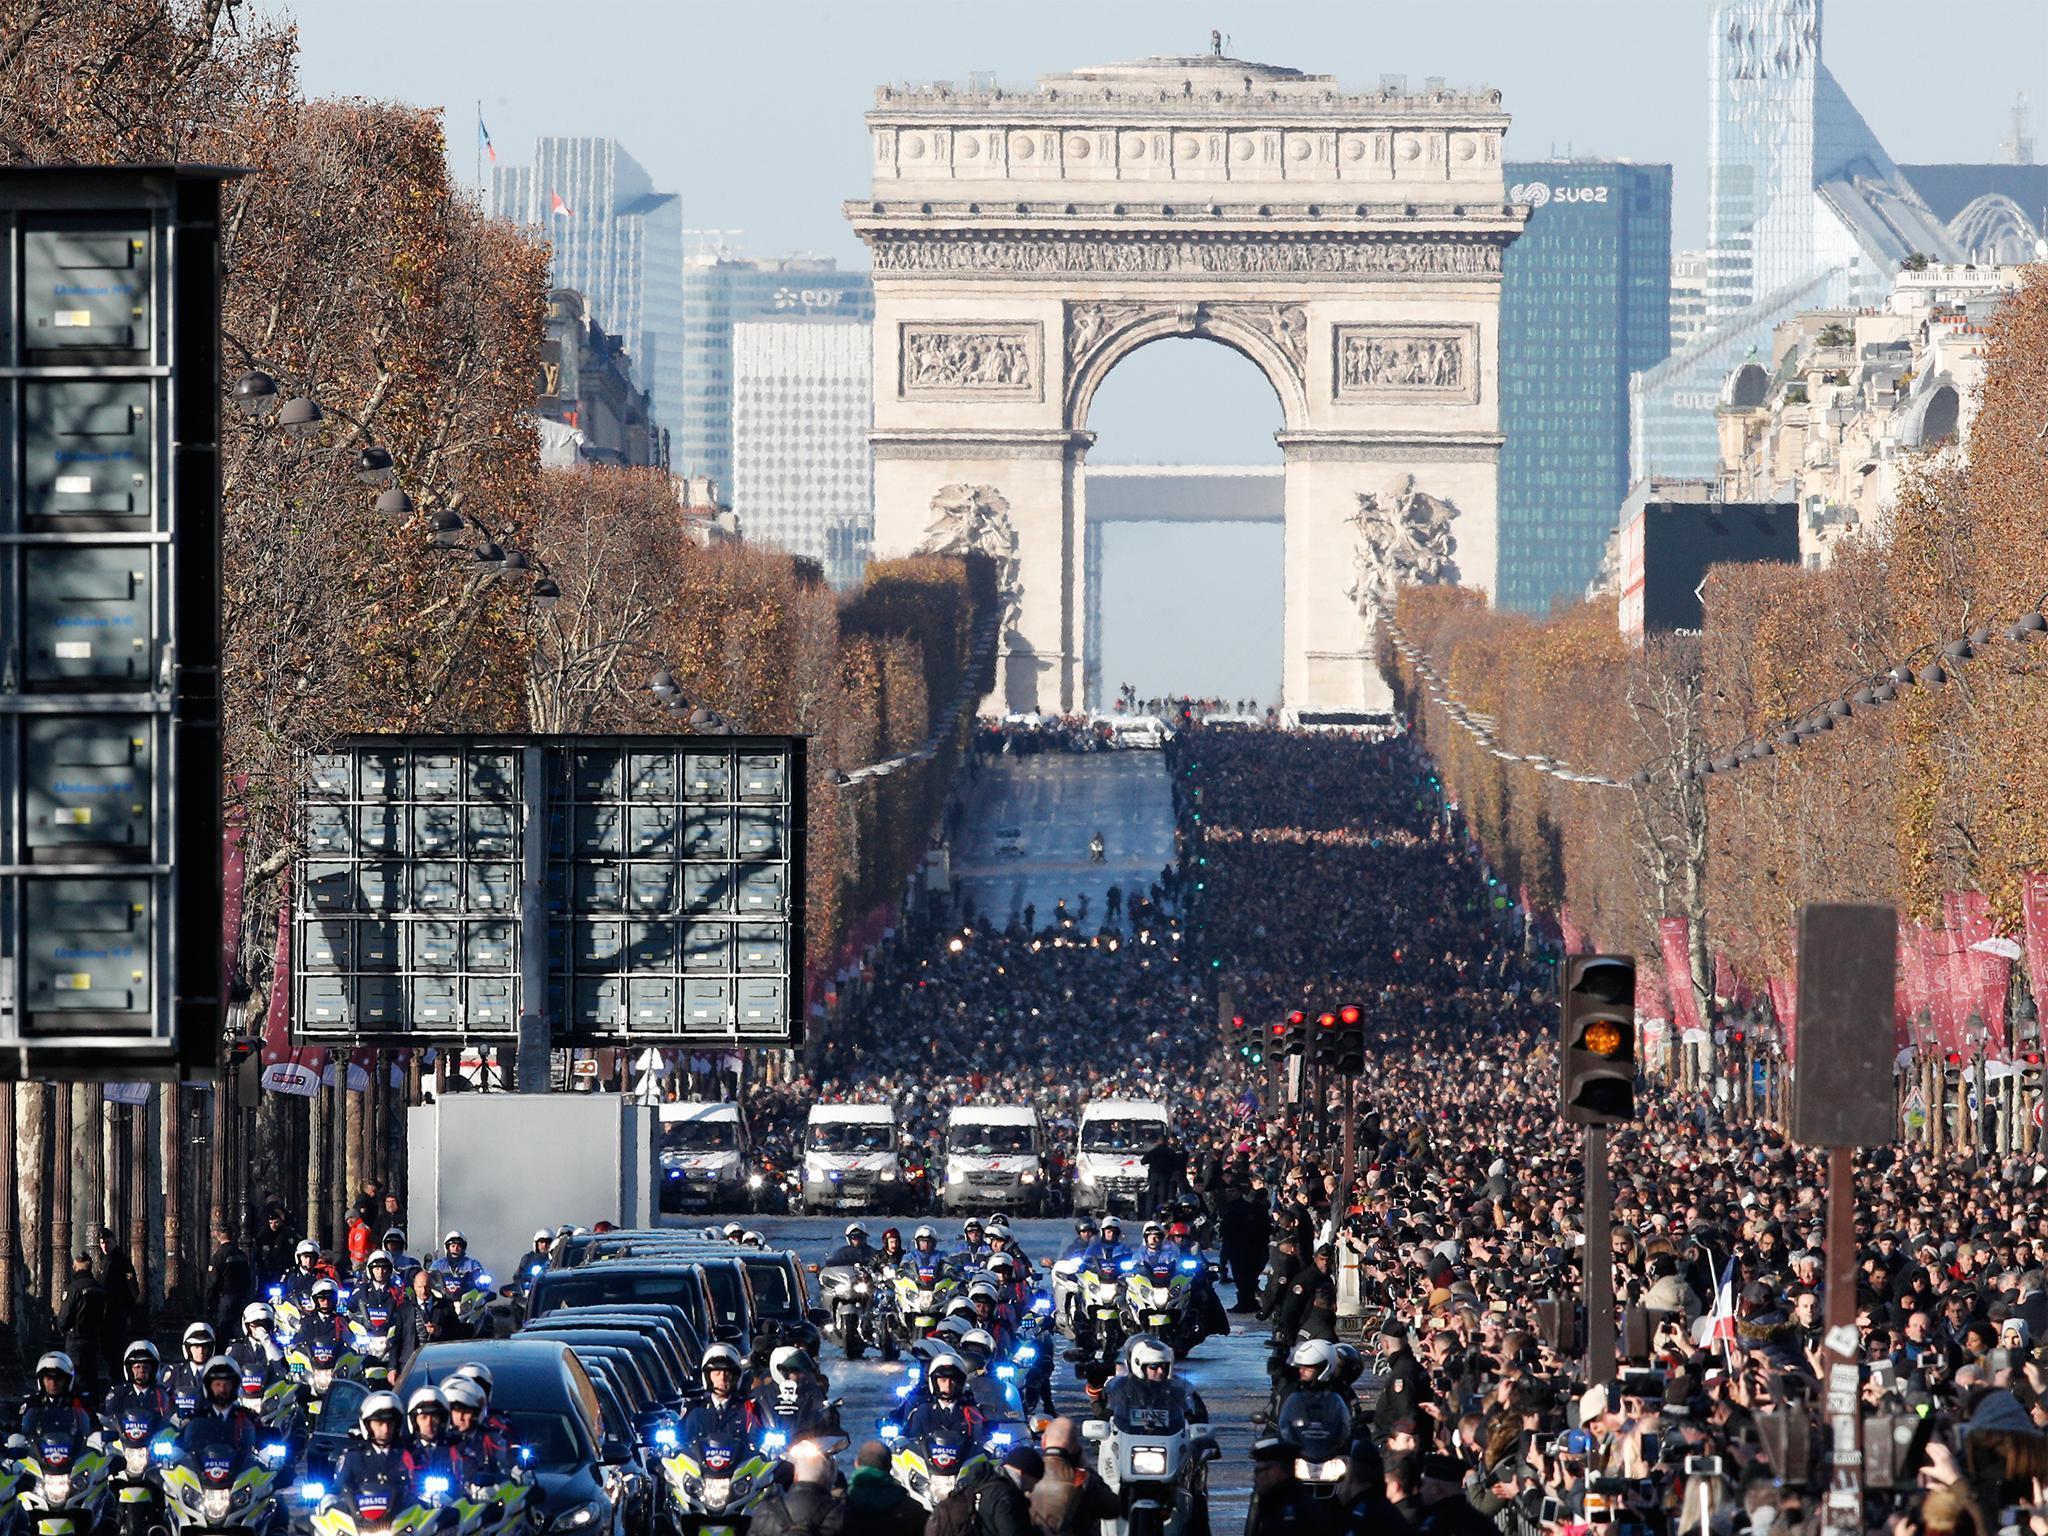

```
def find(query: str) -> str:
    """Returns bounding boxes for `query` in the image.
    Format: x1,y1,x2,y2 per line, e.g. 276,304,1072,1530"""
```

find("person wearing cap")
747,1438,845,1535
1413,1452,1493,1536
1374,1317,1435,1439
823,1222,877,1270
1273,1244,1339,1352
1031,1416,1120,1535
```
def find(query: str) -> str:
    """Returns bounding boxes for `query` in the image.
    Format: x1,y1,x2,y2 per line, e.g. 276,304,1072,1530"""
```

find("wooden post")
207,1081,228,1247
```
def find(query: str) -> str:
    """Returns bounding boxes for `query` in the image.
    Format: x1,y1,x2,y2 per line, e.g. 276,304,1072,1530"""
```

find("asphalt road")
953,750,1178,925
739,1214,1269,1532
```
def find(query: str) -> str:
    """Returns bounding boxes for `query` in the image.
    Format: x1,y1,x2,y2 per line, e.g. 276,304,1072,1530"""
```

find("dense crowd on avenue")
13,724,2048,1536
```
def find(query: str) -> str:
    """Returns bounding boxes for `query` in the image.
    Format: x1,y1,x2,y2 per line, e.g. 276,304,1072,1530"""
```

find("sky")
278,0,2044,704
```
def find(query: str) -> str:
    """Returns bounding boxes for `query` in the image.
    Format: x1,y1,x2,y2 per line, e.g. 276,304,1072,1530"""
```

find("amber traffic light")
1561,955,1637,1125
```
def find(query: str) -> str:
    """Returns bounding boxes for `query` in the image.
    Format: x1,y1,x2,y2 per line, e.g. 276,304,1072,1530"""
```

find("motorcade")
1072,1099,1170,1214
1080,1377,1218,1536
941,1105,1047,1215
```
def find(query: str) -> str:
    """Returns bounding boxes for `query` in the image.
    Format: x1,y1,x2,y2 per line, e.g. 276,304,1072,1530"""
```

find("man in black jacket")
57,1255,108,1391
205,1227,254,1340
1220,1175,1275,1312
746,1439,844,1534
1373,1318,1437,1439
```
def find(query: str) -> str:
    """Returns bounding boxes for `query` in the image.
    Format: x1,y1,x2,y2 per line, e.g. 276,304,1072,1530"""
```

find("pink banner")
1660,916,1704,1036
1900,922,1936,1050
1769,976,1798,1065
1947,891,2012,1057
259,911,324,1096
2024,871,2048,1016
1925,927,1967,1056
1558,906,1590,957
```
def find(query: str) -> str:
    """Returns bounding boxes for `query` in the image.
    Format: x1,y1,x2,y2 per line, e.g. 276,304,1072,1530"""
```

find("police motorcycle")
884,1242,960,1359
307,1466,455,1536
878,1343,1014,1513
155,1434,292,1536
1119,1251,1202,1359
286,1300,366,1432
1066,1253,1130,1375
654,1346,776,1536
815,1261,889,1361
347,1289,403,1388
1077,1340,1217,1536
5,1426,116,1536
428,1235,495,1337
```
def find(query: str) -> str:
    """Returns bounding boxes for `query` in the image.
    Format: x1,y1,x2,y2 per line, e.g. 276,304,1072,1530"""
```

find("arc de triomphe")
846,54,1524,714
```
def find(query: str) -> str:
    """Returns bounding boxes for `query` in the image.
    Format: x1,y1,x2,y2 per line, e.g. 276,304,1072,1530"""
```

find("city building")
492,137,684,444
1713,262,2022,566
1670,250,1709,351
535,289,663,469
1632,0,1963,480
1498,160,1672,614
1614,480,1798,641
730,316,874,587
680,251,873,493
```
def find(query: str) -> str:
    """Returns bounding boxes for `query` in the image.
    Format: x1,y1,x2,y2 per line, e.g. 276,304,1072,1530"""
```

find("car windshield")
1108,1378,1187,1435
1081,1118,1166,1152
663,1120,737,1152
499,1410,587,1471
948,1123,1035,1154
807,1121,893,1153
741,1259,797,1318
700,1265,746,1332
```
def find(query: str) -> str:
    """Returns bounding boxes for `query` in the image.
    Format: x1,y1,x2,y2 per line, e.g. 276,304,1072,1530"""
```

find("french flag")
1706,1255,1739,1343
550,190,574,219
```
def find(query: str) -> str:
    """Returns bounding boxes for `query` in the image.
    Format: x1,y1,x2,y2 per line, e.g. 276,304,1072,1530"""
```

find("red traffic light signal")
1338,1005,1362,1027
1316,1012,1338,1030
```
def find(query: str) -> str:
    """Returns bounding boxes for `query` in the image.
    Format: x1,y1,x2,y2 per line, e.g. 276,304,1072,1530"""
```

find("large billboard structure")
0,166,231,1080
295,735,806,1048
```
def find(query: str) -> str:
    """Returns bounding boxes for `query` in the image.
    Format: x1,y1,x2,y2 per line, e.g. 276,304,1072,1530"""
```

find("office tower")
731,317,873,587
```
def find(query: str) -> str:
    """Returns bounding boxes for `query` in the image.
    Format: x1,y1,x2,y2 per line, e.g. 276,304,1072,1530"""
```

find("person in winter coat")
841,1440,922,1535
746,1439,844,1534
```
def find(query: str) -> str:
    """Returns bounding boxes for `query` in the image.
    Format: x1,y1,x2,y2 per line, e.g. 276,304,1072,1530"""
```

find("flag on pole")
1706,1254,1739,1344
477,110,497,164
549,190,574,218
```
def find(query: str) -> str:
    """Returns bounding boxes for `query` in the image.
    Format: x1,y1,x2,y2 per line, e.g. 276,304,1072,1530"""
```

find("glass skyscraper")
491,138,684,448
1498,161,1672,614
1633,0,1959,478
679,254,873,493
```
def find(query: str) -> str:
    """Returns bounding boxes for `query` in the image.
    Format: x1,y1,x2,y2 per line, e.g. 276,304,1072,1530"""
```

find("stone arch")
1064,301,1310,437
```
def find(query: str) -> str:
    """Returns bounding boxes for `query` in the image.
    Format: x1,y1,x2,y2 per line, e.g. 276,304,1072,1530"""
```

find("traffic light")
1561,955,1637,1124
1282,1009,1308,1057
1335,1004,1366,1074
1312,1010,1340,1065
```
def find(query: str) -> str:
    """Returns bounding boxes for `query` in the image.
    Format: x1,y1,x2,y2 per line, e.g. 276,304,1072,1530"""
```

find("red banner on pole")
1925,927,1967,1056
1769,975,1799,1064
259,911,325,1097
1559,906,1590,957
2024,871,2048,1016
1660,916,1703,1037
1947,891,2013,1057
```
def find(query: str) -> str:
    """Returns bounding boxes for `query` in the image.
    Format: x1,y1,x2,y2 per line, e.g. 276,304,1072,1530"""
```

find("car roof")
947,1105,1037,1125
658,1101,741,1124
807,1104,895,1123
517,1326,686,1393
1080,1100,1170,1116
395,1339,601,1447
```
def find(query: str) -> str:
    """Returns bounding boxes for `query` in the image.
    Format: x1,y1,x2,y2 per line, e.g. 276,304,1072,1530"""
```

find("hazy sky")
278,0,2044,703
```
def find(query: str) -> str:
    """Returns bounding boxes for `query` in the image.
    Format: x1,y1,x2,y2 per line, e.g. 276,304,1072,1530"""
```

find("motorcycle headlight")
231,1486,254,1511
1294,1456,1350,1483
1020,1171,1037,1184
553,1499,605,1530
947,1170,965,1185
43,1473,74,1505
300,1481,328,1504
880,1170,898,1182
747,1174,764,1189
700,1476,731,1511
123,1447,151,1476
201,1488,232,1521
1131,1446,1170,1478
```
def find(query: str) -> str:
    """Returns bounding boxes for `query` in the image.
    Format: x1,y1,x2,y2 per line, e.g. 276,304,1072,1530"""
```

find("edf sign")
0,167,230,1079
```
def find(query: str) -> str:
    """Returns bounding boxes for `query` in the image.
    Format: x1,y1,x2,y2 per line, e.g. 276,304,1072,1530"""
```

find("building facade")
1670,250,1708,351
1633,0,1961,479
1713,262,2020,566
535,289,663,469
679,254,873,493
492,138,684,445
730,316,874,587
1498,160,1671,613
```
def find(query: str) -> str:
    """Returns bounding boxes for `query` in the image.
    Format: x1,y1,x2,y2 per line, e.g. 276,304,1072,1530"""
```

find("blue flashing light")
994,1365,1016,1381
880,1423,900,1441
422,1476,451,1499
517,1447,535,1467
1014,1345,1037,1365
477,1275,493,1289
894,1383,914,1400
262,1442,288,1462
267,1285,283,1302
300,1481,327,1503
653,1426,678,1451
1180,1259,1198,1272
1032,1298,1052,1315
151,1434,177,1461
1118,1260,1135,1273
760,1431,788,1453
988,1431,1012,1450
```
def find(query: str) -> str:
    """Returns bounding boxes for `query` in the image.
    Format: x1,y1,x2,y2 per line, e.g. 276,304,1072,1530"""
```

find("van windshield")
948,1124,1036,1154
1081,1118,1166,1152
807,1121,893,1153
663,1120,737,1152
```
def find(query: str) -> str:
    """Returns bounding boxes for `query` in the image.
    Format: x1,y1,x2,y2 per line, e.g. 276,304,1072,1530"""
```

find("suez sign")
1509,181,1614,209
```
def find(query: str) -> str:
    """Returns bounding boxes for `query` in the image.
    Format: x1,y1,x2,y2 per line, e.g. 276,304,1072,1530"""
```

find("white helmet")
768,1346,815,1389
406,1385,449,1418
310,1277,339,1302
913,1225,938,1245
844,1222,869,1240
926,1349,968,1389
1288,1338,1336,1381
722,1223,745,1241
740,1230,765,1249
449,1362,494,1399
181,1322,215,1353
440,1376,486,1414
959,1328,997,1364
34,1351,75,1385
442,1230,467,1249
700,1343,744,1378
1129,1336,1175,1378
242,1302,275,1333
966,1279,1001,1305
533,1228,554,1244
294,1239,320,1262
358,1391,404,1434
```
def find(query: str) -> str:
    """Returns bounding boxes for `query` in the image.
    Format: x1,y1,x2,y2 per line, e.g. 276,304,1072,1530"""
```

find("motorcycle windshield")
1108,1380,1186,1435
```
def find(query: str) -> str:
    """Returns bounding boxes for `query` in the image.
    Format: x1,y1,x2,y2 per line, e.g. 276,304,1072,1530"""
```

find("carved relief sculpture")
872,235,1502,278
917,484,1024,637
1065,300,1159,365
1333,324,1477,402
1344,474,1461,626
899,323,1043,398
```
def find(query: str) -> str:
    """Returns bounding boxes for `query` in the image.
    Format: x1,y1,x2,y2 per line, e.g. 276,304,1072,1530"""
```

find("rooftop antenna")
684,229,746,261
2001,91,2034,165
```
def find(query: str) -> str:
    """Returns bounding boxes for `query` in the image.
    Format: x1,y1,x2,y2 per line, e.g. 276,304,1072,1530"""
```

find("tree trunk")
0,1085,15,1332
307,1084,328,1251
344,1073,366,1238
127,1102,149,1323
50,1086,73,1300
161,1086,183,1315
18,1084,48,1337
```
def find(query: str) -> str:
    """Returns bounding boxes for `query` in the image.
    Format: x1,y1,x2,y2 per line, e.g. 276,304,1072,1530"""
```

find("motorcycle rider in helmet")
1249,1391,1377,1533
950,1217,990,1271
876,1227,907,1270
176,1356,260,1457
278,1238,325,1312
350,1252,404,1372
517,1229,555,1310
402,1386,468,1487
19,1351,96,1439
900,1350,987,1444
227,1302,292,1425
909,1225,943,1265
984,1220,1034,1283
103,1340,174,1425
823,1222,877,1269
377,1228,421,1286
747,1346,834,1442
162,1323,217,1423
1083,1216,1132,1271
964,1279,1014,1354
1099,1336,1208,1425
440,1375,507,1483
427,1230,485,1296
331,1392,408,1511
1059,1218,1100,1263
677,1344,753,1450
